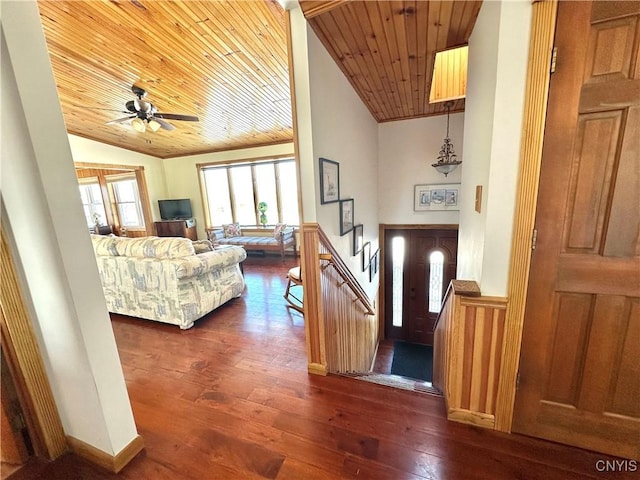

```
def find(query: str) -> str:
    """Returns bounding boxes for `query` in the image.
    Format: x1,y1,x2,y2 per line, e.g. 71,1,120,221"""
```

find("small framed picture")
339,199,354,235
319,157,340,204
352,224,363,256
362,241,371,271
369,249,379,282
414,183,461,211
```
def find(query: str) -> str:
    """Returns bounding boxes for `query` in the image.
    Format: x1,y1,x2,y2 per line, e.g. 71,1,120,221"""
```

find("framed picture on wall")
362,241,371,271
369,249,379,282
414,183,461,211
339,199,354,235
319,157,340,204
352,224,363,256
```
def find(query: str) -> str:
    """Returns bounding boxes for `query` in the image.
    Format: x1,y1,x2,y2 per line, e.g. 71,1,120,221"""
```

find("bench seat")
206,226,296,261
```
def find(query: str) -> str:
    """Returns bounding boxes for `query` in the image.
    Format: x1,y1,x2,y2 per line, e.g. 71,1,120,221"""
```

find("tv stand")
154,219,197,240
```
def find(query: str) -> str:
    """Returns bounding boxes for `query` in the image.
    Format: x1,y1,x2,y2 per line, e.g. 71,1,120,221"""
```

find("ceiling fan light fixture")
148,119,162,132
131,117,146,132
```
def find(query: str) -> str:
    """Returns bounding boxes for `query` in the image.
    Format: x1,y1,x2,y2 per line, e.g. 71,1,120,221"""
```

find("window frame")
198,156,299,228
107,174,146,229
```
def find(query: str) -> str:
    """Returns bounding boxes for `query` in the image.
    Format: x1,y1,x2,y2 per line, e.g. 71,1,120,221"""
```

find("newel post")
300,223,327,375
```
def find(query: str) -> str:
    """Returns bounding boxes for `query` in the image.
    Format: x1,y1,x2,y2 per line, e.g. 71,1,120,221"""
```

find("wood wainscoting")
434,280,508,430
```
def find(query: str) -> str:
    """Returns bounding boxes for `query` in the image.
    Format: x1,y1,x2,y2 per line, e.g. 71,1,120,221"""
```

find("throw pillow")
273,223,287,239
223,223,242,238
192,240,214,254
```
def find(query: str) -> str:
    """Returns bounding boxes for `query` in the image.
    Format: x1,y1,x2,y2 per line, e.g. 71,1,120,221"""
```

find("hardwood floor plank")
10,257,636,480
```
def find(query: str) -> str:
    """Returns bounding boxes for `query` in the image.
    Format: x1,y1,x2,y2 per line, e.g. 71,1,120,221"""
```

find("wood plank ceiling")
37,1,481,159
300,0,482,122
37,0,293,159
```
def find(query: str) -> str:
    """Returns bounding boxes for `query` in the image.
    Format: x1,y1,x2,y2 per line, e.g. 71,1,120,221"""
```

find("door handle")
409,287,416,299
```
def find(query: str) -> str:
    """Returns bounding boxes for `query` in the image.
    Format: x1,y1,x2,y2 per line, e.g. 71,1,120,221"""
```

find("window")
108,176,145,228
200,158,299,226
202,169,232,225
391,236,405,327
79,180,107,227
428,251,445,313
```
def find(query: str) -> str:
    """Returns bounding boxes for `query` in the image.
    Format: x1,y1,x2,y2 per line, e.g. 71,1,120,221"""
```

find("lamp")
131,117,146,132
429,45,467,176
431,101,461,177
148,119,161,132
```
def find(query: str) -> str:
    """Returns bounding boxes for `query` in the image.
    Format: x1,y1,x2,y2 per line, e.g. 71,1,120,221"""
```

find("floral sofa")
90,235,246,329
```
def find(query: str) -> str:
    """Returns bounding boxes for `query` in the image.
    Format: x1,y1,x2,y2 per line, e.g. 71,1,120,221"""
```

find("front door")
384,228,457,345
513,1,640,459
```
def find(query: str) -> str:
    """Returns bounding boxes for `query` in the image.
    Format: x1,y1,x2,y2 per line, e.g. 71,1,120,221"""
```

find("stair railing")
300,223,378,375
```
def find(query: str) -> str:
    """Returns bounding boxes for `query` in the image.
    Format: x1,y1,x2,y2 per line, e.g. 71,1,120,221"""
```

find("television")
158,199,193,220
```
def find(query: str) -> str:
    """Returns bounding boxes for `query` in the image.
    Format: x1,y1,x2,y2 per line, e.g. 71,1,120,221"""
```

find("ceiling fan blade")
152,117,175,131
155,113,199,122
106,115,135,125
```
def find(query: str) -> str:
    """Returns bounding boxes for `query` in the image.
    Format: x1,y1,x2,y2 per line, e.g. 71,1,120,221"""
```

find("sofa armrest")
278,227,295,243
205,228,225,243
174,246,247,279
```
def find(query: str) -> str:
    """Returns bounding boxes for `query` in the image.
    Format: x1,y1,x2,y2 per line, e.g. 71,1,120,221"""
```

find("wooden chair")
283,266,303,313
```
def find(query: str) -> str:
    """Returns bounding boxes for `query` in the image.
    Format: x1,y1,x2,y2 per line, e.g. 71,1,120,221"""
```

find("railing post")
300,223,327,375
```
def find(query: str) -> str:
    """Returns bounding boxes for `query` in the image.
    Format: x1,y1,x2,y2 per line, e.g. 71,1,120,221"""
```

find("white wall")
289,5,317,224
306,25,380,298
162,143,294,240
2,1,138,455
68,135,168,221
458,0,532,296
378,114,464,225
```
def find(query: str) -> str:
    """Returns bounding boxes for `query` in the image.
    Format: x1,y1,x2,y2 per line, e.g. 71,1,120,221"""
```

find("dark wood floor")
7,256,635,479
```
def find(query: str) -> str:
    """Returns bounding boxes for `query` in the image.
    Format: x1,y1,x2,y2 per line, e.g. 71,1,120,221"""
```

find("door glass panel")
392,236,405,327
428,251,445,313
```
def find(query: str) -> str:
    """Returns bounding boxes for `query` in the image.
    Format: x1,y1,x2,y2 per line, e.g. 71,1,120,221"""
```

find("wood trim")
300,0,350,19
0,229,67,460
74,162,153,235
67,434,144,474
307,363,328,376
447,408,496,429
195,153,294,169
500,0,558,433
379,224,459,231
134,168,154,236
301,224,327,374
197,168,213,230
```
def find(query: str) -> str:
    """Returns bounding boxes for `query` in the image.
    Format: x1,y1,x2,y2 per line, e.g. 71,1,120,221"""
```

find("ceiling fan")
107,85,199,132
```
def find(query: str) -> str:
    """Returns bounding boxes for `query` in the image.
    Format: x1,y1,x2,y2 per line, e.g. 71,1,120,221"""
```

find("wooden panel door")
513,1,640,460
384,229,457,345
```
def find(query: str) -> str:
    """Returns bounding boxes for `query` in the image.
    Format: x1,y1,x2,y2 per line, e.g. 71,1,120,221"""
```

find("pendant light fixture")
429,45,467,176
431,101,461,177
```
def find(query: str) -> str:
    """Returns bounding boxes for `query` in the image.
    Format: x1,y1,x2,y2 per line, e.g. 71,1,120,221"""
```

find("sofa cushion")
192,239,214,254
91,235,120,256
223,223,242,238
91,236,195,259
118,237,196,258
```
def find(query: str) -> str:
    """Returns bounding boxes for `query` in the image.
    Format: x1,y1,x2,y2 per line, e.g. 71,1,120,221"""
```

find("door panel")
384,228,458,345
513,1,640,459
